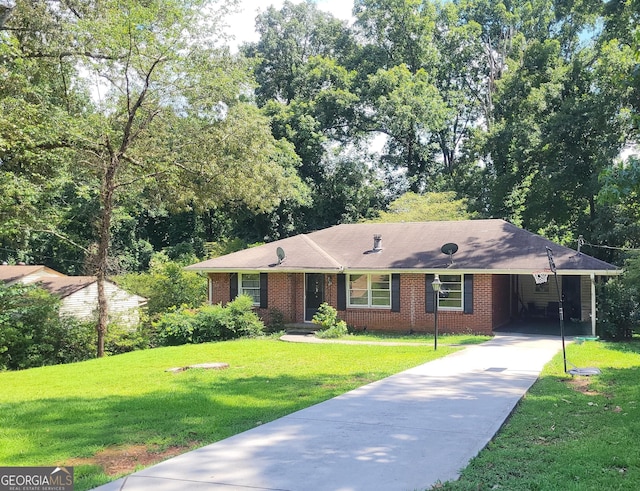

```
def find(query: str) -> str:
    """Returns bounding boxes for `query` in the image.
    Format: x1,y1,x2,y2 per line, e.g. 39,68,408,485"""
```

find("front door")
305,273,325,321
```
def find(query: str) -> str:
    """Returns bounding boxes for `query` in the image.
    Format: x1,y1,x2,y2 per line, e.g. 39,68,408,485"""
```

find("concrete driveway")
92,334,562,491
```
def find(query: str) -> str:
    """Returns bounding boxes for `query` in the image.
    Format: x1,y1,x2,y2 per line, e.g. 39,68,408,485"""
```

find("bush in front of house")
596,277,639,340
313,303,348,339
153,295,265,346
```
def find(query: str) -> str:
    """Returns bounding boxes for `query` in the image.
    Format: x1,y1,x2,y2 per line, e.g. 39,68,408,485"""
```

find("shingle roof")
37,276,97,298
0,265,46,283
1,265,147,301
186,219,620,275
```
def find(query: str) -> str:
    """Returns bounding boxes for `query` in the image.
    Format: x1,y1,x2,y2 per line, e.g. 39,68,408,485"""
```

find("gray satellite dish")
276,247,286,264
441,242,458,265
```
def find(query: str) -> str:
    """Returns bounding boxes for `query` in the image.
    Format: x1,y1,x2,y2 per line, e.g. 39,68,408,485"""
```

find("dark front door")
562,275,581,320
305,273,325,321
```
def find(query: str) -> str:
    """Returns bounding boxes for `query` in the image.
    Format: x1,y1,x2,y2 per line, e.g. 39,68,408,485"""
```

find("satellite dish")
441,243,458,255
441,243,458,265
276,247,286,265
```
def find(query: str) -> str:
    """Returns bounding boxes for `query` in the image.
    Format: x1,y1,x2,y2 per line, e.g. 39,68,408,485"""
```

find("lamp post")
432,274,442,350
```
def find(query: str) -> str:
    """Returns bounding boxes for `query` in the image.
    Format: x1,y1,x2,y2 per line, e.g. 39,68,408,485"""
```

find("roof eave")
187,266,622,276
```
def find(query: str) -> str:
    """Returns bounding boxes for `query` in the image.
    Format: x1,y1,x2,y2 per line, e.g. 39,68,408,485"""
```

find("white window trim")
437,274,464,311
239,272,261,306
347,273,391,309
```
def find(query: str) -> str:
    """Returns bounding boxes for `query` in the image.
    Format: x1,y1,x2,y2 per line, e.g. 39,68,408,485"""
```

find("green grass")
0,337,461,490
341,331,492,345
436,338,640,491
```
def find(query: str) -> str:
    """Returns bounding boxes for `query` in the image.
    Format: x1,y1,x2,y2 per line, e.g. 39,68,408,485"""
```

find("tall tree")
353,0,449,192
3,0,307,356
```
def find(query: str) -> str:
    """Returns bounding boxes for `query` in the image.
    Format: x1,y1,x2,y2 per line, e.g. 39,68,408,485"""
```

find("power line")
583,242,640,252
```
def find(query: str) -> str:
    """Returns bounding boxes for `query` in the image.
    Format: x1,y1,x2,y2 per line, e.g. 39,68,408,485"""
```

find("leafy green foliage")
104,321,151,355
117,253,207,316
0,283,95,370
153,295,264,346
312,302,348,338
596,278,639,340
366,191,473,222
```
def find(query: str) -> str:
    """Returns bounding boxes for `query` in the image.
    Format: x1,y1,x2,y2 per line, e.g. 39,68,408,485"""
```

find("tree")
3,0,307,356
482,34,630,241
366,191,473,222
245,0,356,106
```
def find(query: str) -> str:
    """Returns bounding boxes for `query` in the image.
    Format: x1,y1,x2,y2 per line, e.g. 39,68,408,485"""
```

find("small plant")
266,308,286,333
312,303,348,339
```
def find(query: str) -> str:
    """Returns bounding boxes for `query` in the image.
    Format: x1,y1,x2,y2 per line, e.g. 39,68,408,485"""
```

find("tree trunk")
96,155,118,357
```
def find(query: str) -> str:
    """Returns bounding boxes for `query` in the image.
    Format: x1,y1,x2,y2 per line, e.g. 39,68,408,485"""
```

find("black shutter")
425,274,434,313
260,273,268,309
337,273,346,311
391,274,400,312
464,274,474,314
229,273,238,300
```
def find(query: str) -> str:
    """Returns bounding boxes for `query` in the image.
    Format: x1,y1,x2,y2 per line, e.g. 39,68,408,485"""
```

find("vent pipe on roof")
373,234,382,252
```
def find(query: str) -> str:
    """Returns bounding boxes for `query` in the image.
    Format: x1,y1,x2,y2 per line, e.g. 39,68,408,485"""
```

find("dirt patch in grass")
67,443,197,476
566,377,601,396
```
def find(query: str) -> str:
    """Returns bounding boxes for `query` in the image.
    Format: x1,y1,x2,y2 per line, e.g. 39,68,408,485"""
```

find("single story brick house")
186,219,621,335
0,264,146,326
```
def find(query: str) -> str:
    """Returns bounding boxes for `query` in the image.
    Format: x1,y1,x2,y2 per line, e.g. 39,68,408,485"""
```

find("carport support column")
590,273,596,337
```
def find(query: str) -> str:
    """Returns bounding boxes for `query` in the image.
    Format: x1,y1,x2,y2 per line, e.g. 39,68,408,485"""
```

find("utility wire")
583,242,640,252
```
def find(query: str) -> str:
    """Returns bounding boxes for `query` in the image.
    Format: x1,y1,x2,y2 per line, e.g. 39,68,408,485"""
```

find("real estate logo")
0,466,73,491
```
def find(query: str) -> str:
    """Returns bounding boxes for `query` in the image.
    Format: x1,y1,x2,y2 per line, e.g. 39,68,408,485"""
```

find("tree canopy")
1,0,639,354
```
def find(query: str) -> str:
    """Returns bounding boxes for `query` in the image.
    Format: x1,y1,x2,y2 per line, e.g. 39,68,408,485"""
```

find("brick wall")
491,274,512,328
209,272,498,334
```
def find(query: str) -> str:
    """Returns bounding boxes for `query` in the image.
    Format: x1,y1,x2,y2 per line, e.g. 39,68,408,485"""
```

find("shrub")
54,317,96,363
0,283,96,369
104,320,151,355
152,307,198,346
266,308,286,333
117,253,207,316
153,295,265,346
596,278,639,340
312,303,348,339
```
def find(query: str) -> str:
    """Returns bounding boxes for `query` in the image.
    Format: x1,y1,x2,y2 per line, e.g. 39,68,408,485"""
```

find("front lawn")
340,331,492,345
0,336,462,490
437,338,640,490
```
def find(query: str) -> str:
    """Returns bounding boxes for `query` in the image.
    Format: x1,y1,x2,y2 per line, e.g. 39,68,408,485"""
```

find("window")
438,274,463,310
348,273,390,308
240,273,260,305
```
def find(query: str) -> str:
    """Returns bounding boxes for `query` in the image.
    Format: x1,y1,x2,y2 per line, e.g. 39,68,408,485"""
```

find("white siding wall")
59,282,142,326
580,276,592,322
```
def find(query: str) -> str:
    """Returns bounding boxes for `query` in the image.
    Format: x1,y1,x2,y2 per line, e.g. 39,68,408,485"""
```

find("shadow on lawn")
599,338,640,356
3,372,367,470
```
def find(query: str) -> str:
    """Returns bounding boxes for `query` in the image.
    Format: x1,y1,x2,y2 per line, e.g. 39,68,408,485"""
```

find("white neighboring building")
0,265,146,326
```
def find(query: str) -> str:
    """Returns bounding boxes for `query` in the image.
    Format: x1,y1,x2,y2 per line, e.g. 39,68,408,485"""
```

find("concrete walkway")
93,334,563,491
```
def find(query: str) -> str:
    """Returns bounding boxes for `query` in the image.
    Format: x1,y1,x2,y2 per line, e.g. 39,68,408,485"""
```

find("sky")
224,0,355,50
